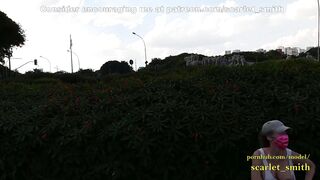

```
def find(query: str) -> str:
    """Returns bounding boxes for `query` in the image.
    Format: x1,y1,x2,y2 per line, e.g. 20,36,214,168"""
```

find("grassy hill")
0,59,319,179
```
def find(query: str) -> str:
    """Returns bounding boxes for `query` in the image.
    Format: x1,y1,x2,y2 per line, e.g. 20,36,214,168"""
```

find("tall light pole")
39,56,52,72
70,34,74,73
67,50,80,71
54,66,59,72
317,0,320,62
135,59,137,71
132,32,148,66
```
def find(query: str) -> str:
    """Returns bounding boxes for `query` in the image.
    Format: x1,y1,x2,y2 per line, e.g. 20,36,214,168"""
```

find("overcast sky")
0,0,317,73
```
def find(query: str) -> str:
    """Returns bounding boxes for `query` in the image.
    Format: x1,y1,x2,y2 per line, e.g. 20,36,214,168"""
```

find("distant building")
278,46,285,52
284,47,299,56
233,49,241,53
284,47,291,55
298,48,306,54
185,54,201,66
256,49,266,53
185,54,247,67
292,47,299,56
225,50,232,55
276,49,283,54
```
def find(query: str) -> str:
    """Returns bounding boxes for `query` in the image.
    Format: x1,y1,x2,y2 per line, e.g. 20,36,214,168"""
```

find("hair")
259,131,273,147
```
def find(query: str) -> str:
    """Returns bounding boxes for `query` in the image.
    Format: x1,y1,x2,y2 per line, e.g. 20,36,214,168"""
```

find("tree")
99,60,133,75
76,69,96,76
0,11,25,63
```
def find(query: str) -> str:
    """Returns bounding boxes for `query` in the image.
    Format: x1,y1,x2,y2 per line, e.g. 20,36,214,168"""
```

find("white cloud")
0,0,318,73
262,28,317,49
92,13,146,29
285,0,317,20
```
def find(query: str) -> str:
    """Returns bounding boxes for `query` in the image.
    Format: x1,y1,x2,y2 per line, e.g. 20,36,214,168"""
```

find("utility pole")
8,56,11,77
8,57,11,71
70,34,74,73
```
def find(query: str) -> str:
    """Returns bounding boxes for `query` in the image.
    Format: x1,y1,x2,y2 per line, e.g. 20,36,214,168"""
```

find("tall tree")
0,11,25,64
100,60,133,75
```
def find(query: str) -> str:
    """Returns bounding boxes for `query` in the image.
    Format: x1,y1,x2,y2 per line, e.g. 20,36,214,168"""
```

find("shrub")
0,59,319,180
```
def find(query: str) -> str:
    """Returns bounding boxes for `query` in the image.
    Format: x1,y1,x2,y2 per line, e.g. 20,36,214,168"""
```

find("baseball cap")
261,120,291,135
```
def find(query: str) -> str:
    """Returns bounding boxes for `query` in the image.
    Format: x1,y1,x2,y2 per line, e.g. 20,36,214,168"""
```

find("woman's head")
259,120,291,148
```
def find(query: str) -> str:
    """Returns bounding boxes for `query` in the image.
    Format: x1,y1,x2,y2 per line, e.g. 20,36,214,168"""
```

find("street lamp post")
132,32,148,66
70,35,74,73
39,56,52,72
67,50,80,71
317,0,320,62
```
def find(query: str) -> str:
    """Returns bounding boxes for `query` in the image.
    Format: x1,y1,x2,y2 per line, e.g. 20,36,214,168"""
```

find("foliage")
76,69,96,76
146,53,203,71
225,50,285,62
100,60,133,75
0,11,25,63
0,59,319,179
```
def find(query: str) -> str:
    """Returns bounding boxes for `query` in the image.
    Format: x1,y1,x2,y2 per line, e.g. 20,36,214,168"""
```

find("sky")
0,0,318,73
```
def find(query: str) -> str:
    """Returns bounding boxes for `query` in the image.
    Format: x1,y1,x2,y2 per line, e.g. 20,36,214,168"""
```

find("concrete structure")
298,48,306,54
185,54,248,67
185,54,202,66
276,49,283,54
278,46,285,53
233,49,241,53
284,47,299,56
225,50,232,55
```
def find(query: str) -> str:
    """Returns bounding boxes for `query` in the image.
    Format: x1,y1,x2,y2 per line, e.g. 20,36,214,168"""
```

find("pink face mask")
272,134,289,149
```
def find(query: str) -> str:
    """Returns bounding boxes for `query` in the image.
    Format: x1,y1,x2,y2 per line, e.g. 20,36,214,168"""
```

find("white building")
284,47,291,55
233,49,241,53
225,50,232,55
292,47,299,56
298,48,306,54
284,47,299,56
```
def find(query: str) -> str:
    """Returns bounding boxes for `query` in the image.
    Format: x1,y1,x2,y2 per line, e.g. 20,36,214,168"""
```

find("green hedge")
0,59,319,179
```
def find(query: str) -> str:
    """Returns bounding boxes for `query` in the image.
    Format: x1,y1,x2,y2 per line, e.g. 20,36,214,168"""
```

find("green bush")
0,59,319,179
